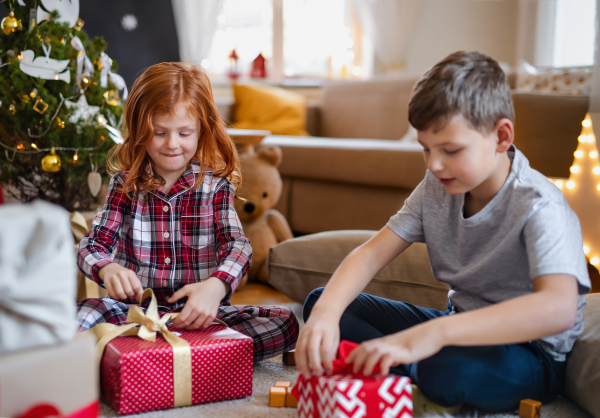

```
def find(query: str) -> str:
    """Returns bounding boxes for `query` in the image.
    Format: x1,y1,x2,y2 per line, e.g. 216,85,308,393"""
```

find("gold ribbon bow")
86,289,194,407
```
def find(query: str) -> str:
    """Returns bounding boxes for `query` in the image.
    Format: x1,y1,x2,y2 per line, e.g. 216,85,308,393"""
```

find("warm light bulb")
566,181,575,189
575,150,584,158
584,246,590,255
31,143,37,149
570,165,580,173
591,151,598,159
588,135,595,143
591,257,599,266
597,184,600,191
579,135,586,143
583,119,591,128
594,167,600,175
554,180,564,189
97,115,106,126
73,151,78,161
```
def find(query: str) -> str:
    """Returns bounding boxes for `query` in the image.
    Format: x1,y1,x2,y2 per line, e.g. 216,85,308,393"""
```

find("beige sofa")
217,77,589,235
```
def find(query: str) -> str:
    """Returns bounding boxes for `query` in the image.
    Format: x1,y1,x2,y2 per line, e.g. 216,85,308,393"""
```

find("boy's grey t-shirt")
387,146,590,361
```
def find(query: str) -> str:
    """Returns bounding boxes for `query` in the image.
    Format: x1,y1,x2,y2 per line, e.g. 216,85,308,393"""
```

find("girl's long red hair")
107,62,241,196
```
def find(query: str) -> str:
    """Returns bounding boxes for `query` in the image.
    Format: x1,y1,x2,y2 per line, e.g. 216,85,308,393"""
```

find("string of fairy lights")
548,116,600,267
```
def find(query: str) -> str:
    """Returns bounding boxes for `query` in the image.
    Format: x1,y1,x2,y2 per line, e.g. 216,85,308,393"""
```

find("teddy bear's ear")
257,146,283,167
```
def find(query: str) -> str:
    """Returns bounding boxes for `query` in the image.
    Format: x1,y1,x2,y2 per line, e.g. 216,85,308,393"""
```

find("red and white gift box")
100,325,253,415
292,341,412,418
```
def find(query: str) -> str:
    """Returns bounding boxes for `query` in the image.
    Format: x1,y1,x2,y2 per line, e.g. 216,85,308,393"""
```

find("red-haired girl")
76,62,298,361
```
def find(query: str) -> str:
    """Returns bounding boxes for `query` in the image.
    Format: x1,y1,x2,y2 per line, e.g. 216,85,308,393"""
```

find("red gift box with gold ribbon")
292,341,413,418
87,289,253,415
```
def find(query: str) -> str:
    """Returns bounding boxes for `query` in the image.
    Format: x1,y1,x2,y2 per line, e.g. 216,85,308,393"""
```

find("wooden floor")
230,283,294,306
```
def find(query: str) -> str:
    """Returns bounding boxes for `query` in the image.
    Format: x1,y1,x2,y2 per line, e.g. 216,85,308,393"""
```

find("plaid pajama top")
77,162,252,309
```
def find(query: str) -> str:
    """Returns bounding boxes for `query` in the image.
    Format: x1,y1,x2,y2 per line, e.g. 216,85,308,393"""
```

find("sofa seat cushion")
268,230,449,310
262,135,426,190
565,293,600,417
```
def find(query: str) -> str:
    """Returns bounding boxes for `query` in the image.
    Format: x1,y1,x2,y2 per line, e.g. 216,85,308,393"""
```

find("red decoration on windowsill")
228,49,240,80
250,53,267,78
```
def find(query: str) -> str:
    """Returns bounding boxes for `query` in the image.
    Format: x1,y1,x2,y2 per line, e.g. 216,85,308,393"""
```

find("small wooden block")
285,387,298,408
274,381,291,388
269,387,286,407
519,399,542,418
282,350,296,366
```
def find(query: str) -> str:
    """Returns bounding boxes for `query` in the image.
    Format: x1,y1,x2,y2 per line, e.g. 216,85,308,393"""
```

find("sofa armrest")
268,230,449,310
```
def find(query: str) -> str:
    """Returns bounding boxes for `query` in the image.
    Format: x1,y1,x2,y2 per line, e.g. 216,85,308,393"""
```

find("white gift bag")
0,200,77,354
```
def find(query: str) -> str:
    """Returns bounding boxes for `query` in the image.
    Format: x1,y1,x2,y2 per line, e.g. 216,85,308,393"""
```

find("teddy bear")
234,145,294,286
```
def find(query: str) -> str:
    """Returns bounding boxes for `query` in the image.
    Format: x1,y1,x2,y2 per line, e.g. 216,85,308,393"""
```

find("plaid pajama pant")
76,298,299,362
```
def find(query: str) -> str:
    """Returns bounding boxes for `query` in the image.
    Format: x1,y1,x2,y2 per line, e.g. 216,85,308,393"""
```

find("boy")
296,51,590,411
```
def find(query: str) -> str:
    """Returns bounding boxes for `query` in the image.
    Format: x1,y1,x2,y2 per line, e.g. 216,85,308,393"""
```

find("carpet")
99,302,592,417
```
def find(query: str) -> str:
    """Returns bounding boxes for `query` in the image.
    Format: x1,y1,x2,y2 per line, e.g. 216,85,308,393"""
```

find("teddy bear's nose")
244,203,255,213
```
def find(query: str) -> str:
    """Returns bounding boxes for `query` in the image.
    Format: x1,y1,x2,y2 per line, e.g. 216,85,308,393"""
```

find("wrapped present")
0,334,99,418
87,289,253,415
292,341,412,418
0,201,77,355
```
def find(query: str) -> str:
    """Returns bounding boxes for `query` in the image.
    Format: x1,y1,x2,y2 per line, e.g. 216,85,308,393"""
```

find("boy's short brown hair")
408,51,514,134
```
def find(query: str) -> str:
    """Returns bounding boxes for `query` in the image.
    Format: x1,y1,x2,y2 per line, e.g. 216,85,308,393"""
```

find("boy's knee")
302,287,325,322
413,349,471,407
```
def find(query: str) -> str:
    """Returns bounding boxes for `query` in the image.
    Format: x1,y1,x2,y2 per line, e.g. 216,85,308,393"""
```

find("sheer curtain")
352,0,424,73
171,0,222,64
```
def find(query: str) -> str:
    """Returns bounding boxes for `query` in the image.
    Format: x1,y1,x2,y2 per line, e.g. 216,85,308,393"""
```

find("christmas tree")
0,0,125,211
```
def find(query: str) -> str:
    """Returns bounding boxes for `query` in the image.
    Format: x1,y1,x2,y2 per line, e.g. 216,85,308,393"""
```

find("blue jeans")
303,288,566,412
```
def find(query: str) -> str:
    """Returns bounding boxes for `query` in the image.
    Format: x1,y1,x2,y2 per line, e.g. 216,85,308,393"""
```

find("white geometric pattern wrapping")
297,374,412,418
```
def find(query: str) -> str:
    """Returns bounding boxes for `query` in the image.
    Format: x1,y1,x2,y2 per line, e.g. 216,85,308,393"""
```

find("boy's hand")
99,263,143,301
296,314,340,379
168,277,229,330
346,320,445,376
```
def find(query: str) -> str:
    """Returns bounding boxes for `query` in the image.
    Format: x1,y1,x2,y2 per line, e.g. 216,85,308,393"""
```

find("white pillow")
516,60,592,95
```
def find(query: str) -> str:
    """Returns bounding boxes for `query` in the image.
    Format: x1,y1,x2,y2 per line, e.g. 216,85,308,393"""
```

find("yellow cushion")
232,84,309,136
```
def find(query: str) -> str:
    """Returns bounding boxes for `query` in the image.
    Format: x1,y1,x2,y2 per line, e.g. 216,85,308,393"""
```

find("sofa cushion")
268,230,449,310
513,92,588,178
232,84,309,136
320,77,419,139
565,293,600,417
262,135,426,190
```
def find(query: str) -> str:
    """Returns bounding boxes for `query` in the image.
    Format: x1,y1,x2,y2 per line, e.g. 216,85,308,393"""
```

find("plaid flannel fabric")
76,298,299,361
77,162,252,307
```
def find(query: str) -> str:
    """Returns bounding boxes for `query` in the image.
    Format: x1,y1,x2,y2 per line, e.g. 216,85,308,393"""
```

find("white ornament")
87,172,101,196
71,36,94,86
37,0,80,27
19,49,70,82
121,14,138,31
65,94,100,125
100,53,128,100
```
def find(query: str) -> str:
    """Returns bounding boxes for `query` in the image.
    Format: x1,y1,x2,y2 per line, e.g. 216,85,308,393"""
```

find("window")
553,0,596,67
204,0,362,82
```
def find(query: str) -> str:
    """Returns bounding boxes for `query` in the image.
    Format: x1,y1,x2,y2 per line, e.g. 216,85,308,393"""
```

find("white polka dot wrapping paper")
99,325,254,415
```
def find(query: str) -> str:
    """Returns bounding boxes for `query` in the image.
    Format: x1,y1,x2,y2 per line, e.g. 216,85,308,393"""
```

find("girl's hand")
296,313,340,379
99,263,143,301
346,320,445,377
168,277,230,330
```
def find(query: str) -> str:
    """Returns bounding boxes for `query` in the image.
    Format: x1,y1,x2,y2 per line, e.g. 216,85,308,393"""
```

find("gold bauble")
2,12,23,36
81,76,91,89
103,90,120,106
42,148,61,173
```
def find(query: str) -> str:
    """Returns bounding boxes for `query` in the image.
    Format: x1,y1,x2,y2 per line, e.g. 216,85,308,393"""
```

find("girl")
76,62,299,361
